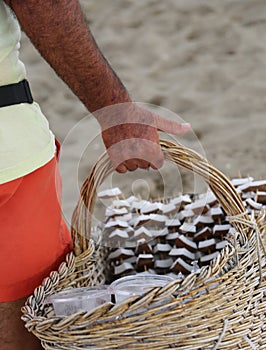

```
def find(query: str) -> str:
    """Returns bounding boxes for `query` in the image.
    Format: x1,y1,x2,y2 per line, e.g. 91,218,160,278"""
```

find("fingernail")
181,123,191,130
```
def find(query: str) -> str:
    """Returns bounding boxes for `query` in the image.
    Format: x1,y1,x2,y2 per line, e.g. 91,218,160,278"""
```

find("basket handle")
71,139,252,255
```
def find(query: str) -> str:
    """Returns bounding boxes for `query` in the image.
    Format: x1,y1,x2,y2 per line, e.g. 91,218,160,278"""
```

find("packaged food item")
109,274,174,303
46,286,110,316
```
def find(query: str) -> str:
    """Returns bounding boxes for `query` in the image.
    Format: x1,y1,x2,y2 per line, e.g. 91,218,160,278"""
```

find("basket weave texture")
22,140,266,349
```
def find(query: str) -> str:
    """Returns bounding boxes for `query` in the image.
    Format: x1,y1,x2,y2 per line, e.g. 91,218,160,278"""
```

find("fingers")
125,161,138,172
116,158,162,172
116,164,128,173
155,114,190,135
97,103,190,137
107,139,164,173
132,159,150,170
116,158,153,173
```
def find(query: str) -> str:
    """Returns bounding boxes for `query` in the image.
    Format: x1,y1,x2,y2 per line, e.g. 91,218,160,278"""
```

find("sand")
19,0,266,225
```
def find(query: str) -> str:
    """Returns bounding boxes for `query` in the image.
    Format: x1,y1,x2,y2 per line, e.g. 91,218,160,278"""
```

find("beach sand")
20,0,266,224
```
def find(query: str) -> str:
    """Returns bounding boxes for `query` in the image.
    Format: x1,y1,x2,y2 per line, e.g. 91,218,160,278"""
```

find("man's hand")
6,0,190,172
97,103,190,173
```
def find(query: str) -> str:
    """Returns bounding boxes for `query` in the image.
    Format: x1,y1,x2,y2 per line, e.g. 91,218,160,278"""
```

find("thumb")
155,114,191,135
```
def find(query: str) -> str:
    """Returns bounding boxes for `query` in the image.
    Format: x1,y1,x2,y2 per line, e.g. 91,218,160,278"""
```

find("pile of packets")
94,177,266,282
47,177,266,316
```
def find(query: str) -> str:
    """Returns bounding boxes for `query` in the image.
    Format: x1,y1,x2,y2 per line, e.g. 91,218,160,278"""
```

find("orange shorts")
0,149,73,302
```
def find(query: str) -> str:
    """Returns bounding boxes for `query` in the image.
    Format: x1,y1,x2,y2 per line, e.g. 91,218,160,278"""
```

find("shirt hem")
0,139,56,184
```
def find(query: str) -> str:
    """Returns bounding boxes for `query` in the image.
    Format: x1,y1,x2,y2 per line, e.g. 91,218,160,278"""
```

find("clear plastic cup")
109,274,175,304
46,286,110,316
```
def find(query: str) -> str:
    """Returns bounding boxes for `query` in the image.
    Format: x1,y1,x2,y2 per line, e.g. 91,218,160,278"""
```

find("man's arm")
5,0,190,172
5,0,131,112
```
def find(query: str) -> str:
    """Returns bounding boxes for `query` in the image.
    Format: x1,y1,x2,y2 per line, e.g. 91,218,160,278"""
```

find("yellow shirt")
0,1,55,184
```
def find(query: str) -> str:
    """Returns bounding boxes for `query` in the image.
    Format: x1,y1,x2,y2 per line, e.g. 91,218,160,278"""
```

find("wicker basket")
22,140,266,350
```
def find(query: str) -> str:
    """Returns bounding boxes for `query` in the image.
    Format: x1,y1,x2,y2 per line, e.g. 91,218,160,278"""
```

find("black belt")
0,79,33,108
